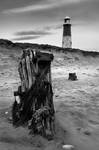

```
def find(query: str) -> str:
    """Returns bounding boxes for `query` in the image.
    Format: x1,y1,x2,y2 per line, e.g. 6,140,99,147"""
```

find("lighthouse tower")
62,16,72,48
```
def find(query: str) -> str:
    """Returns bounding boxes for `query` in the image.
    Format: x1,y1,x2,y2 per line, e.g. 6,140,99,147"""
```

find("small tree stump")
68,73,77,81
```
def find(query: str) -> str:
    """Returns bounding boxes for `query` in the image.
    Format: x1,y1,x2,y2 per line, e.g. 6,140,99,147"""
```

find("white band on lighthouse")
62,36,72,48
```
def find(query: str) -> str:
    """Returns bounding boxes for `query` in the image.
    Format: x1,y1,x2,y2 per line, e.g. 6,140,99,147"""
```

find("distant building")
62,16,72,48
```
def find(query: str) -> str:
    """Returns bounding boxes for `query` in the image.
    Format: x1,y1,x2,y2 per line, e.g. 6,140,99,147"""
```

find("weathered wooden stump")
68,73,77,81
12,49,55,139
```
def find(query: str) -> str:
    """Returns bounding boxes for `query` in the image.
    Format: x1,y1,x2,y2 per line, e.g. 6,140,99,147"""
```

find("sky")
0,0,99,51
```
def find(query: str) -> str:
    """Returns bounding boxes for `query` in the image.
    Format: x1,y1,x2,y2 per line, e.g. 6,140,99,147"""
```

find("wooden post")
26,55,32,89
13,49,55,139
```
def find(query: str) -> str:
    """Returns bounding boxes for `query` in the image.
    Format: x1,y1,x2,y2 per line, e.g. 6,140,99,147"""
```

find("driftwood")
12,49,55,139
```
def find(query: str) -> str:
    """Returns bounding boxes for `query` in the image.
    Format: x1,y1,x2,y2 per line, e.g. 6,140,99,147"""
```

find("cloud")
44,24,62,30
13,28,53,41
12,35,41,41
15,30,52,36
3,4,51,14
2,0,83,14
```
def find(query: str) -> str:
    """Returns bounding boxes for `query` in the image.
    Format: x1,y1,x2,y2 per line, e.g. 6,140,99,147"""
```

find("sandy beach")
0,46,99,150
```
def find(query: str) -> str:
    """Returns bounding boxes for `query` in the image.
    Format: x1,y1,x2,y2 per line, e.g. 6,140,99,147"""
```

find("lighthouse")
62,16,72,48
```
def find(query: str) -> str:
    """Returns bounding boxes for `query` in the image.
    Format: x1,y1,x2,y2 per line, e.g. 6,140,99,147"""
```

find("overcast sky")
0,0,99,51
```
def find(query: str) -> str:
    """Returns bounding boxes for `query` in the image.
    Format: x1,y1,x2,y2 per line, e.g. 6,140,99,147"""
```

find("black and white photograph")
0,0,99,150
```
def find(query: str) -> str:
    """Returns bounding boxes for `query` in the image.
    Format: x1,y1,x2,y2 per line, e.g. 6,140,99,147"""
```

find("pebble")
5,111,8,115
62,145,74,150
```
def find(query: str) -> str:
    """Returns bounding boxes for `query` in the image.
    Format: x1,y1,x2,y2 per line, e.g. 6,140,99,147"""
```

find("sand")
0,48,99,150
